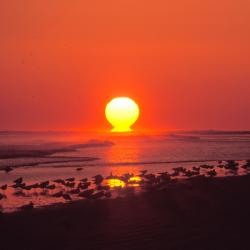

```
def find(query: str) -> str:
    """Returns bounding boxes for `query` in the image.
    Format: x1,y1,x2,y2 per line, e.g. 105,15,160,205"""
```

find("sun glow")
105,97,140,132
107,179,126,188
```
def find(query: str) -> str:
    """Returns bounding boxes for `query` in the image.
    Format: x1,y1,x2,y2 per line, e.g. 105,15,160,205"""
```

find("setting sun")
105,97,140,132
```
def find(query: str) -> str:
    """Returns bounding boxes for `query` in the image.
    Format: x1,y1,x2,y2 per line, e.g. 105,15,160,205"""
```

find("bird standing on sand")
52,191,64,198
139,170,147,177
207,169,217,177
4,166,13,173
90,191,105,199
14,177,23,185
79,189,95,198
80,178,88,183
0,193,7,200
93,175,104,185
62,193,72,201
66,178,75,182
0,184,7,191
78,182,91,190
39,181,49,189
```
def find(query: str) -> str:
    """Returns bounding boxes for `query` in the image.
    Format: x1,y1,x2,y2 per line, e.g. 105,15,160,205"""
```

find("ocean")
1,130,250,182
0,130,250,212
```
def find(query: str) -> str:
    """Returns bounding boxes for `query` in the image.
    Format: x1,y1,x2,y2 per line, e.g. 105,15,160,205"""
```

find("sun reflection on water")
128,176,142,183
107,179,126,188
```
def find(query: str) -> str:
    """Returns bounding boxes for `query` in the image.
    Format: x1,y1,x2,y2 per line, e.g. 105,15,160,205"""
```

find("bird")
139,170,147,177
62,193,72,201
39,181,49,189
78,182,91,190
0,193,7,200
106,172,116,180
78,189,95,198
173,167,186,173
76,167,83,171
158,172,171,182
64,182,75,188
46,184,56,190
90,191,105,199
23,185,33,191
53,179,65,184
242,160,250,169
200,164,214,169
80,178,88,182
0,184,7,191
14,177,23,185
96,185,110,191
52,191,64,198
192,166,200,172
69,188,80,194
144,174,158,183
12,183,26,189
20,202,34,210
207,169,217,177
13,190,26,197
226,160,239,170
92,175,104,185
171,171,180,177
4,166,13,173
105,191,112,198
185,170,194,178
66,178,75,182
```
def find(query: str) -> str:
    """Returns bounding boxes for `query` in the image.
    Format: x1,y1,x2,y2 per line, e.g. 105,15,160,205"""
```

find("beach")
1,174,250,250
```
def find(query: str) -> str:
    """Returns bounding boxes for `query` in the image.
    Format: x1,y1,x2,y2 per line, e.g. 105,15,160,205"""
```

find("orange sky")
0,0,249,131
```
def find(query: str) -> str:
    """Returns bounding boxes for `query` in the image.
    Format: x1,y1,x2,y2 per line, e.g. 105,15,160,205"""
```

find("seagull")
14,177,23,185
13,190,26,197
53,179,65,184
78,182,91,190
0,193,7,200
52,191,64,198
92,175,104,185
46,184,56,190
62,193,72,201
207,169,217,177
96,185,110,191
192,166,200,172
0,184,7,191
39,181,49,189
90,191,105,199
4,166,13,173
64,182,75,188
12,183,26,189
105,191,112,198
80,178,88,182
66,178,75,182
69,188,80,194
78,189,95,198
140,170,148,175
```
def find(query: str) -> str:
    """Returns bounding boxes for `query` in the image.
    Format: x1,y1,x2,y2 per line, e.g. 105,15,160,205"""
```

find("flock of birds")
0,160,250,212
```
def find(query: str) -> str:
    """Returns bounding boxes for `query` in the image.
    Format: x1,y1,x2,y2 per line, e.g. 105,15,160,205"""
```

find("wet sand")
1,174,250,250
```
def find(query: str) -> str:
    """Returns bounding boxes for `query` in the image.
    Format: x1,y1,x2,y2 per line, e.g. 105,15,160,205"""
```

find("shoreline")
1,174,250,250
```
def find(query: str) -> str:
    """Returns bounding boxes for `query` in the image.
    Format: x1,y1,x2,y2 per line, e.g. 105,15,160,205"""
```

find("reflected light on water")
128,176,142,183
107,179,126,188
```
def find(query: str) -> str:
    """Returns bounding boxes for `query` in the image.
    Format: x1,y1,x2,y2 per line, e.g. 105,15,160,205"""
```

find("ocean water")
0,130,250,182
0,131,250,212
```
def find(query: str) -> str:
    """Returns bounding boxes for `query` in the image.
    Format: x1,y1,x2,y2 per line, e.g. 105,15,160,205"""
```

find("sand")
1,174,250,250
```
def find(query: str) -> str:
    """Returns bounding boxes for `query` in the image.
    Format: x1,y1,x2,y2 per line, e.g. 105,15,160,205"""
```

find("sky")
0,0,249,131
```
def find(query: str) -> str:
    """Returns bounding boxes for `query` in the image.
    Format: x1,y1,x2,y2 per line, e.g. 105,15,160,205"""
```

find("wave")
0,140,114,159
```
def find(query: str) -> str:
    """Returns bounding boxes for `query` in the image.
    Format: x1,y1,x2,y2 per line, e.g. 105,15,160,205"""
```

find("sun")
105,97,140,132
